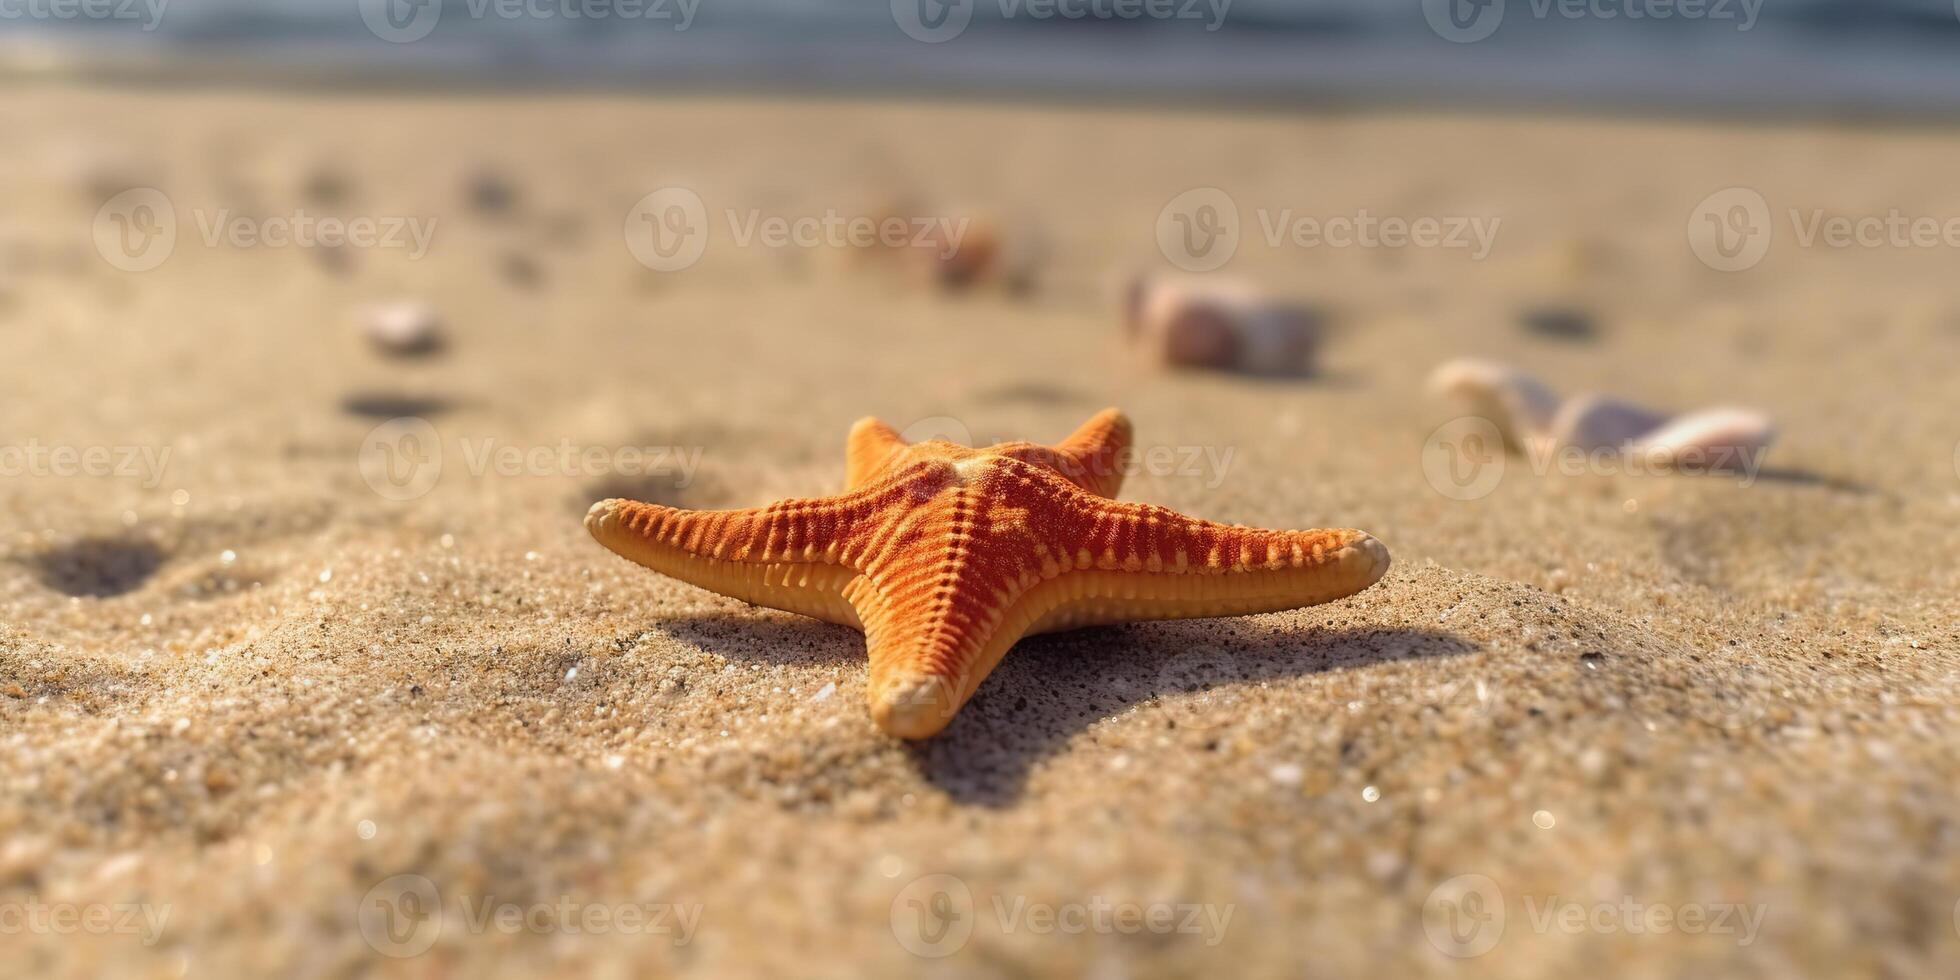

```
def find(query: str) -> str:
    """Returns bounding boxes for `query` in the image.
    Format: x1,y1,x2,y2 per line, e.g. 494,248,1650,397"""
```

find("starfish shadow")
660,613,1474,807
909,623,1476,806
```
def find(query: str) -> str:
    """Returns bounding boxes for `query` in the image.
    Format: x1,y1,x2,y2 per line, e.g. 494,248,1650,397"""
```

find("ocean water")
6,0,1960,115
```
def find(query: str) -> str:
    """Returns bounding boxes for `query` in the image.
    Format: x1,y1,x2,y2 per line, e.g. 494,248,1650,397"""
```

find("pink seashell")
1631,408,1777,473
1125,276,1320,376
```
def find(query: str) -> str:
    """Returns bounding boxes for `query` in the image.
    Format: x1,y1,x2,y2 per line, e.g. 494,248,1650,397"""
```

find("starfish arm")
996,408,1135,498
585,497,866,626
1049,407,1134,497
1016,496,1390,635
848,578,965,738
845,416,908,490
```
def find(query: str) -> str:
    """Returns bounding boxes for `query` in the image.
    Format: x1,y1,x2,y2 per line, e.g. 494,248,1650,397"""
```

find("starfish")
585,410,1389,738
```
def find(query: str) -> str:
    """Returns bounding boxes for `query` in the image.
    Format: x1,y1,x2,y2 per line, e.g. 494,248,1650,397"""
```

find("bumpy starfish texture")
585,409,1390,738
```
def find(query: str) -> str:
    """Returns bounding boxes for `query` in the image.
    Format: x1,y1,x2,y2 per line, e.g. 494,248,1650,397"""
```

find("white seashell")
361,301,444,357
1426,358,1562,449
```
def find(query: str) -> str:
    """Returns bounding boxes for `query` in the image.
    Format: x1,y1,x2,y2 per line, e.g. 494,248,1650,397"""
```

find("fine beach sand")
3,85,1960,978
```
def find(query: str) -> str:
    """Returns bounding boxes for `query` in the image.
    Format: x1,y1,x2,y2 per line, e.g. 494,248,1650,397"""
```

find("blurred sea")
6,0,1960,116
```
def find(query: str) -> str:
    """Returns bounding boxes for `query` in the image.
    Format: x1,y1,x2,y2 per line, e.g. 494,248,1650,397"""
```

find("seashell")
1631,408,1776,473
1550,394,1670,452
1426,358,1562,450
919,215,1000,290
360,301,444,357
1429,358,1777,473
1125,276,1320,376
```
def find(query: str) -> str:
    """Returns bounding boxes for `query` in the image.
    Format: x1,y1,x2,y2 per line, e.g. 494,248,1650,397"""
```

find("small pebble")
360,301,445,357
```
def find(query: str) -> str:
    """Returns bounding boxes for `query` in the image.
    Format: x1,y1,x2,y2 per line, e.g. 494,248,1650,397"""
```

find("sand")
2,84,1958,978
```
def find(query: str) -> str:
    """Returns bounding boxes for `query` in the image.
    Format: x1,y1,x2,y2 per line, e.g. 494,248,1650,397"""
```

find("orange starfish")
585,410,1389,738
